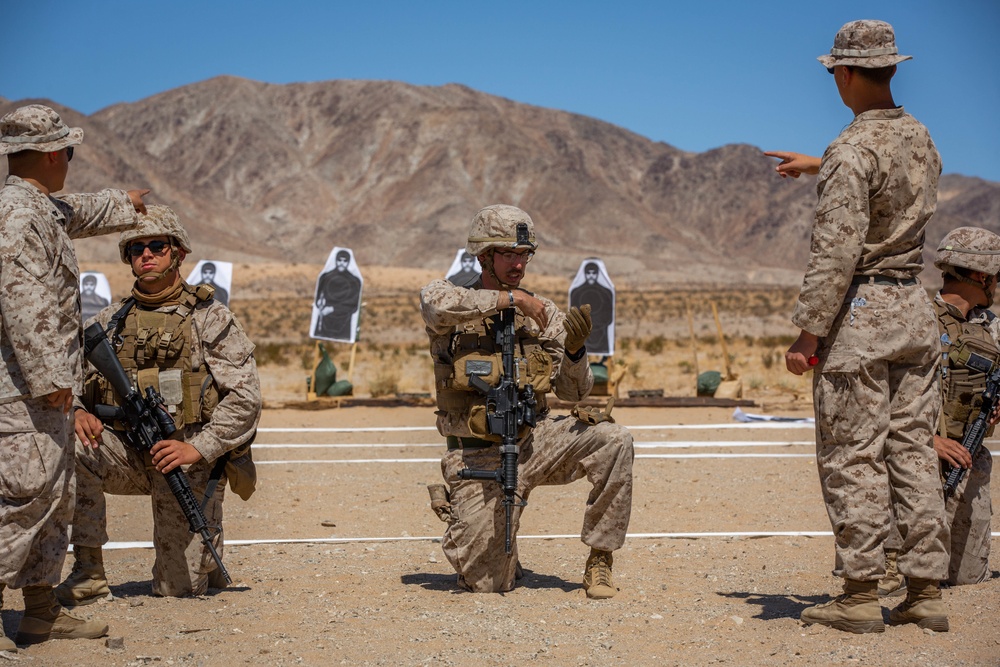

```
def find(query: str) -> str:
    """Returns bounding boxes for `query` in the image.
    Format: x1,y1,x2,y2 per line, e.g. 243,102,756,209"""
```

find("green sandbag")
326,380,353,397
697,370,722,397
313,345,337,396
590,362,609,383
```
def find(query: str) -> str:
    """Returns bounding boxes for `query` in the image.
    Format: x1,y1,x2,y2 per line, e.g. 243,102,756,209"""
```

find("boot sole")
55,593,109,608
14,631,51,645
804,618,886,634
889,615,949,632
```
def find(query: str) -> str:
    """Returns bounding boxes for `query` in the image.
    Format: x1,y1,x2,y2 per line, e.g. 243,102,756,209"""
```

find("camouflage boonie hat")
0,104,84,156
935,227,1000,276
119,205,193,262
818,20,911,69
466,204,538,257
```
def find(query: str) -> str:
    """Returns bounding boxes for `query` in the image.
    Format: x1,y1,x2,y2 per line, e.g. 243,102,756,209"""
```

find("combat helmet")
119,205,193,263
466,205,538,258
935,227,1000,276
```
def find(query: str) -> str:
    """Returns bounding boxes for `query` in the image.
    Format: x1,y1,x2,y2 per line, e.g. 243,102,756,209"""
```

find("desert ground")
2,267,995,666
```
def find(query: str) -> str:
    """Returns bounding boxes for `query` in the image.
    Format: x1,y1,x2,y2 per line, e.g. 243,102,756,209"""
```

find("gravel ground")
2,406,997,666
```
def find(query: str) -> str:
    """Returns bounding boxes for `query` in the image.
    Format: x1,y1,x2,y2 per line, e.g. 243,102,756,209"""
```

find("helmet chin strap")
943,265,995,307
132,246,182,282
481,251,517,291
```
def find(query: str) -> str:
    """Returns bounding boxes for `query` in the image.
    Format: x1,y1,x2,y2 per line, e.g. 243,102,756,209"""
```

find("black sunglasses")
66,146,74,162
127,240,171,257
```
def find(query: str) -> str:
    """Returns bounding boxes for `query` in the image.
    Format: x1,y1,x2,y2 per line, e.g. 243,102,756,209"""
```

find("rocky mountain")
2,77,997,285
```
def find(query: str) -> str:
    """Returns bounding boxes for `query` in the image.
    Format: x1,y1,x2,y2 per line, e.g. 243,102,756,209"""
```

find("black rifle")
943,365,1000,497
458,307,536,553
83,322,232,584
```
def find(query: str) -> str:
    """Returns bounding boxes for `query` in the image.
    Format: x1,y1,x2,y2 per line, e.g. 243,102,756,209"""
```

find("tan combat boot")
14,585,109,644
889,577,949,632
0,585,16,653
800,579,885,634
878,549,906,597
583,548,617,599
55,546,110,607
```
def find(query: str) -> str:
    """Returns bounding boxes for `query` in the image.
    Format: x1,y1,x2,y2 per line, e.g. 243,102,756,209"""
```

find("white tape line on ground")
257,423,814,434
252,440,816,450
256,453,818,464
258,426,437,433
100,530,1000,550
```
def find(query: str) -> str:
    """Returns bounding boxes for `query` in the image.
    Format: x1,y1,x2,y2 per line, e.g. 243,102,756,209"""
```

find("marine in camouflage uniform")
421,205,634,597
56,206,261,603
0,105,147,648
881,228,999,592
782,21,950,634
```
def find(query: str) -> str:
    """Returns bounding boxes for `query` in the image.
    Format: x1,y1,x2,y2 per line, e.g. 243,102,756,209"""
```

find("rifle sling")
201,454,229,512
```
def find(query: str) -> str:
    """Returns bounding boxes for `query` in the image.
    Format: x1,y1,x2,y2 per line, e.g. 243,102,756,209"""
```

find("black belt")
851,275,918,287
446,436,495,450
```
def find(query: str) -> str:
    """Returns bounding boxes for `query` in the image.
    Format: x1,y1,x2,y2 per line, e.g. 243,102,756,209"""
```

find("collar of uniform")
935,290,994,325
853,107,906,122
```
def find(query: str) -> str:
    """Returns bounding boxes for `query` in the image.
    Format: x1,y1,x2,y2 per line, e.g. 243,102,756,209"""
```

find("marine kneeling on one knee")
420,204,634,599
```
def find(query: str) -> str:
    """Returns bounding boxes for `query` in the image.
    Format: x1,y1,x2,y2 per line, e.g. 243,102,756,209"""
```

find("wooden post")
685,298,699,394
347,341,358,386
710,301,733,380
307,340,321,400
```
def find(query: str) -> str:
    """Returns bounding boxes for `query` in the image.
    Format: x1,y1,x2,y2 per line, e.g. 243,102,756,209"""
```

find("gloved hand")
572,396,616,425
564,304,592,354
427,484,457,524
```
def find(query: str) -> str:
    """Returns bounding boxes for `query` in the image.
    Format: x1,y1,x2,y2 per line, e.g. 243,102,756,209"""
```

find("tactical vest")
937,300,1000,440
91,284,219,430
434,313,553,441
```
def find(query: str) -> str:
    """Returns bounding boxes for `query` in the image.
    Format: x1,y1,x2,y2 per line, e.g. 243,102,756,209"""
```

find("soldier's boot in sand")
55,546,110,607
800,579,885,634
0,585,16,653
878,549,906,597
15,585,109,644
889,577,949,632
583,548,618,600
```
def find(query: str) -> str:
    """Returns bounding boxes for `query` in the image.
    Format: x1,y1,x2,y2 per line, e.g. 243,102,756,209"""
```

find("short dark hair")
850,65,895,84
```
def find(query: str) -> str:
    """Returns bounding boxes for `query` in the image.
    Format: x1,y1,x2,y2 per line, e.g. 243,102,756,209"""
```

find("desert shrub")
368,367,400,397
642,335,665,356
255,343,285,367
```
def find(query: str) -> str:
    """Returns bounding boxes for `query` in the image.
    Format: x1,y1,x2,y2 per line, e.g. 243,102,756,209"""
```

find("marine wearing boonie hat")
817,19,911,69
0,104,84,155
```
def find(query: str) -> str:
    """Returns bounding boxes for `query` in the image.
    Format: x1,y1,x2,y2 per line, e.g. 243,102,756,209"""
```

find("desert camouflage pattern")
943,443,992,585
0,399,74,588
119,204,193,262
70,293,261,595
885,296,995,585
0,175,138,591
791,109,941,337
0,176,140,405
812,282,948,581
817,20,911,69
421,279,634,592
0,104,83,155
934,226,1000,276
465,204,537,257
798,107,948,582
71,427,226,596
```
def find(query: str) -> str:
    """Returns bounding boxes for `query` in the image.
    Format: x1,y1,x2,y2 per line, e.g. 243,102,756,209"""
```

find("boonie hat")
817,20,911,69
0,104,84,156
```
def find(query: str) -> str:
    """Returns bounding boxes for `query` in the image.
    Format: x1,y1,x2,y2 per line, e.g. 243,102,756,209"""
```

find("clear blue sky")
4,1,998,181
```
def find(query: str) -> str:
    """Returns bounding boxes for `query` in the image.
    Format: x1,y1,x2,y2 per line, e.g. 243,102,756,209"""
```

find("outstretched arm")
764,151,821,179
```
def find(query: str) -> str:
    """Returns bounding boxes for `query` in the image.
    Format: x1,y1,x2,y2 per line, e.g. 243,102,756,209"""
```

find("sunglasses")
127,240,171,257
495,249,534,262
66,146,74,162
